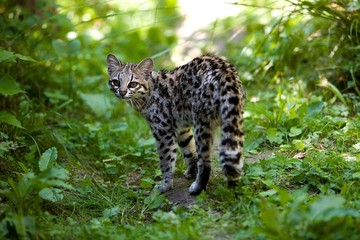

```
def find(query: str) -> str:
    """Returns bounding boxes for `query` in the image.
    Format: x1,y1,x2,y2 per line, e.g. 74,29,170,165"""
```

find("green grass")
1,0,360,239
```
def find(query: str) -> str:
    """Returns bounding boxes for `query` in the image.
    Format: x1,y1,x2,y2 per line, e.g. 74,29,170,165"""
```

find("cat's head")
106,54,153,100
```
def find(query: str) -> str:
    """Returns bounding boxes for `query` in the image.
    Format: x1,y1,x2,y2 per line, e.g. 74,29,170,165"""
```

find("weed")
1,0,360,239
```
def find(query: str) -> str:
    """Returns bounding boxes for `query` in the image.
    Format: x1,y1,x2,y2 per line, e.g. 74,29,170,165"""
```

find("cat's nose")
119,91,127,97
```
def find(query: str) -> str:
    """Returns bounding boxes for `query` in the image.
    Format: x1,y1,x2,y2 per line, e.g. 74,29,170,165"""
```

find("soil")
165,149,276,207
165,177,197,207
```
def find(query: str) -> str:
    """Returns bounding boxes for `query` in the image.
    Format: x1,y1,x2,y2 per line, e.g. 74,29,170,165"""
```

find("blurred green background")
1,0,360,239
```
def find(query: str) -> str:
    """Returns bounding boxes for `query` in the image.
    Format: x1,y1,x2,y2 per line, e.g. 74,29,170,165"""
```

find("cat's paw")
155,183,172,193
188,181,204,195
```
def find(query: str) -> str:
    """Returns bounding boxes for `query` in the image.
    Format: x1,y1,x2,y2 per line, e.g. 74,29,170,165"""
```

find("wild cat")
107,53,245,195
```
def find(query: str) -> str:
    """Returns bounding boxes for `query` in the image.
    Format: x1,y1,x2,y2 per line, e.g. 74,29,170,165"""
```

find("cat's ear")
136,58,153,77
107,54,122,75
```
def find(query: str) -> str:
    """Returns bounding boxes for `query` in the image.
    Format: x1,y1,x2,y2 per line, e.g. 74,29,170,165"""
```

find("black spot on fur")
179,135,193,148
223,125,235,133
201,132,211,139
163,148,170,154
226,108,239,118
201,145,209,153
221,138,237,147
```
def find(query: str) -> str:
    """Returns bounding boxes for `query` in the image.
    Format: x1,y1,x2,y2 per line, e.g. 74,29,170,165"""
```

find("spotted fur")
107,54,245,195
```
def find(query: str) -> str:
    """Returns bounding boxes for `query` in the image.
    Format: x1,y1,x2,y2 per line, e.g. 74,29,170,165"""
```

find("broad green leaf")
306,101,324,117
289,127,302,137
79,93,112,117
39,147,58,172
246,103,274,122
45,167,69,180
0,74,25,95
244,132,263,152
310,195,345,221
14,53,39,63
0,48,15,62
45,179,73,189
110,122,128,132
292,140,306,150
266,128,283,144
138,137,156,147
140,177,155,189
247,165,265,178
144,189,165,209
267,128,277,142
102,206,121,218
259,189,277,197
352,172,360,179
39,187,63,202
0,48,38,63
0,111,24,129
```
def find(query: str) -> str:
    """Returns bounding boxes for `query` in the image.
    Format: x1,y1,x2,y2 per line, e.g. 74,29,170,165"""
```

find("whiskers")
130,97,146,110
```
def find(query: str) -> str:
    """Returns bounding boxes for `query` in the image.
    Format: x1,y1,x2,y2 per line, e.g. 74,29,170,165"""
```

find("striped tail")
219,71,245,183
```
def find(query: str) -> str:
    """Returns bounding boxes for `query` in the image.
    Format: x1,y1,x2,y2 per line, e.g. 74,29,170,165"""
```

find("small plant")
257,190,360,239
0,147,73,238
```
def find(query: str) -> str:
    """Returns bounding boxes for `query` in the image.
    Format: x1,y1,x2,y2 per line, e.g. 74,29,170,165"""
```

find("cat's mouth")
118,95,131,101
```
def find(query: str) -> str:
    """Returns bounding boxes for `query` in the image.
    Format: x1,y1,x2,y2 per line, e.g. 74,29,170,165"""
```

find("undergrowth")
1,0,360,239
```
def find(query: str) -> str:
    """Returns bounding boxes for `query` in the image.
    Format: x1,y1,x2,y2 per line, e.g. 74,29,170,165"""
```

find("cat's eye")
128,82,138,88
111,80,120,87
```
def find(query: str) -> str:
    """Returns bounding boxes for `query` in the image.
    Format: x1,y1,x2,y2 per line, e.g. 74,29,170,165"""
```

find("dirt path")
165,150,275,207
165,177,197,207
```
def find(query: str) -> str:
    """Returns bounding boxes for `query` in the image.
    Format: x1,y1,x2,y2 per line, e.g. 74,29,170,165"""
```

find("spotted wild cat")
106,54,245,195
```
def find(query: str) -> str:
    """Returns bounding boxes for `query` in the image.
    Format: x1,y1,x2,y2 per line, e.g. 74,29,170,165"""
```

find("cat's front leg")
153,130,177,193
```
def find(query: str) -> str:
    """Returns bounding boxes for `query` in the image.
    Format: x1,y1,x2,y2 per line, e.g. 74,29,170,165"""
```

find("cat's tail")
219,68,245,183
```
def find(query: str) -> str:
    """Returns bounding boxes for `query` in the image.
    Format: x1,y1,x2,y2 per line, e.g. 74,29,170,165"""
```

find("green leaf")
259,200,282,235
79,93,112,117
289,127,302,137
266,128,283,144
68,39,81,55
45,179,73,189
44,167,69,180
44,90,69,103
309,195,345,221
39,187,63,202
138,137,156,147
102,206,121,218
352,172,360,179
0,111,24,129
144,189,165,210
14,53,39,63
140,177,155,189
0,74,26,95
306,101,324,117
110,122,128,132
39,147,58,172
0,48,38,63
292,140,306,150
0,48,15,62
259,189,277,197
12,214,36,237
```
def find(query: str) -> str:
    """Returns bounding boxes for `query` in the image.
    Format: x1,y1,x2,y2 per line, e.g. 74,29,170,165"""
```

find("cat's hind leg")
189,119,216,195
177,128,198,179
